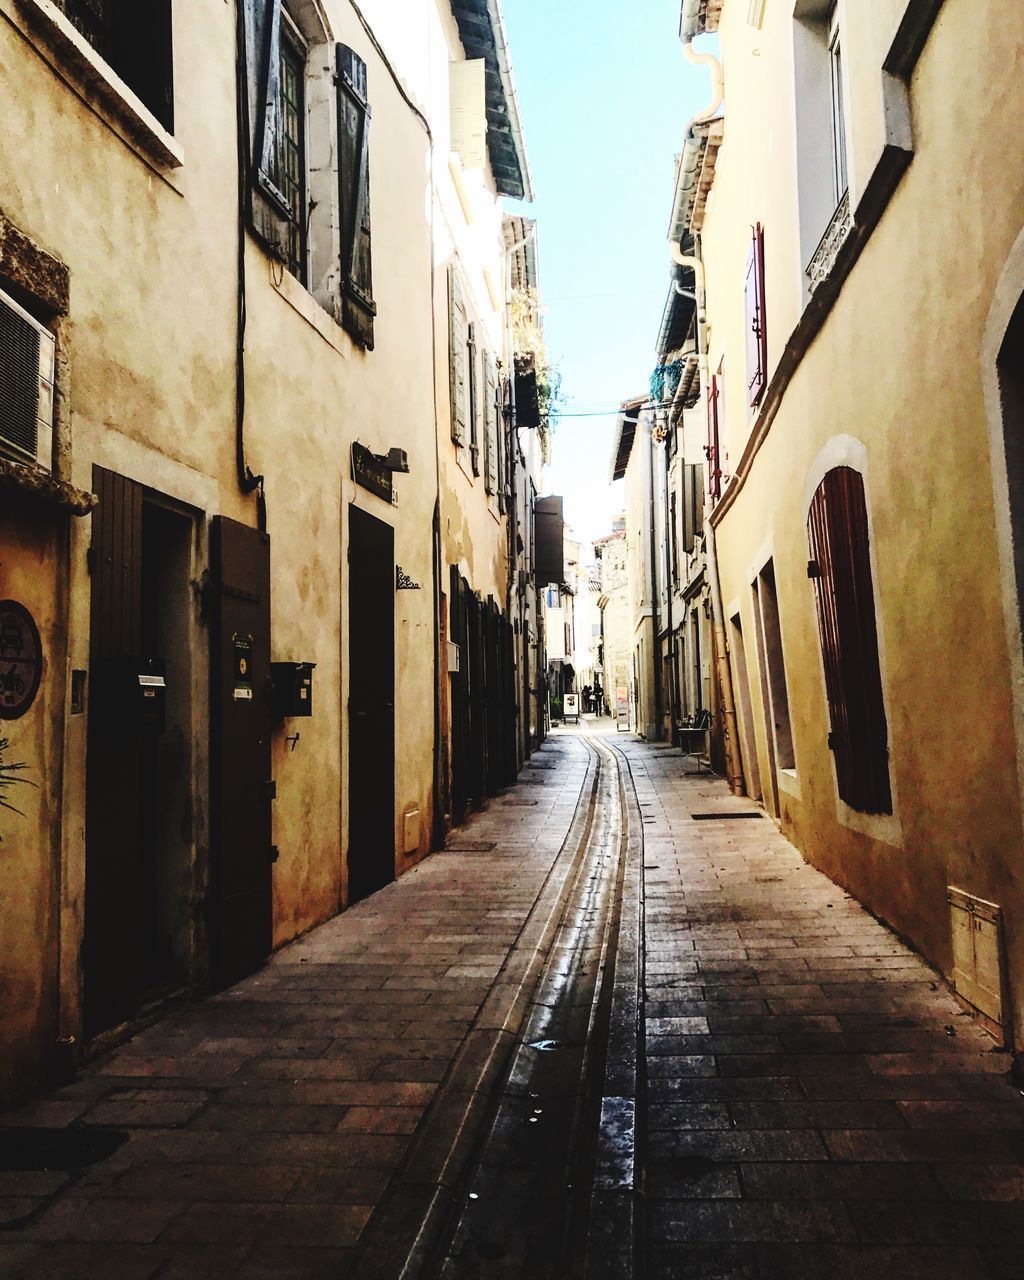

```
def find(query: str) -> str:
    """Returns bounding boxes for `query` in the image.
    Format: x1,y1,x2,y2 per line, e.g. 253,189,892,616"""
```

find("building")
0,0,540,1102
668,0,1024,1047
595,518,629,721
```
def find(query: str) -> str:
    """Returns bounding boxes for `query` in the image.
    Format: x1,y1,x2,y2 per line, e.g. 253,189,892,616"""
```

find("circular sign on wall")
0,600,43,720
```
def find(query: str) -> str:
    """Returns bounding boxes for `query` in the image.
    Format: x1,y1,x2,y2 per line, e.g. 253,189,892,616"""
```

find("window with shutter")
807,466,892,815
337,44,376,349
242,0,291,257
745,224,768,406
484,351,498,495
449,269,468,444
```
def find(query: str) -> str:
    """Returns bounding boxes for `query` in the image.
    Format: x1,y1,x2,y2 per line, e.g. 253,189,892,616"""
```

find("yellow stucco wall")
702,0,1024,1041
0,0,516,1096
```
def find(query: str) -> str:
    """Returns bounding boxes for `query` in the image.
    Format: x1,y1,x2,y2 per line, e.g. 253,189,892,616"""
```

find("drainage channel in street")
430,732,635,1279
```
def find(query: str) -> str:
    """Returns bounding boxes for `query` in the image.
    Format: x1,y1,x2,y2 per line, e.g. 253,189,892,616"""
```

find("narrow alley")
2,725,1022,1278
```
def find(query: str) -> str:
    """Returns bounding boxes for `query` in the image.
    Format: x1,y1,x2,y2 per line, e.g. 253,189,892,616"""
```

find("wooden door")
84,466,144,1036
209,516,273,984
347,505,395,902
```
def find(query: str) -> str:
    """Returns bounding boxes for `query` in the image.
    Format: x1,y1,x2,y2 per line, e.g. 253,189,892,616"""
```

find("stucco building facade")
670,0,1024,1046
0,0,541,1102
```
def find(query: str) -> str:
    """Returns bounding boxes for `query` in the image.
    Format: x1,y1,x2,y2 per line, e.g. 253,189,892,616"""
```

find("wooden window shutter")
484,352,498,495
337,44,376,350
745,224,768,406
242,0,291,255
682,464,697,553
807,466,892,814
706,375,721,500
449,269,468,444
468,322,480,475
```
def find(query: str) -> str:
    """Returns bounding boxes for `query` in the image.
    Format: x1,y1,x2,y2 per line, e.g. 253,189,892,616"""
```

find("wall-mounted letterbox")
92,656,167,732
270,661,316,718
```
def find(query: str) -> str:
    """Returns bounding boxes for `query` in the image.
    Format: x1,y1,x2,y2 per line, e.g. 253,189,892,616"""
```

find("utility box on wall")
948,886,1006,1040
270,662,316,718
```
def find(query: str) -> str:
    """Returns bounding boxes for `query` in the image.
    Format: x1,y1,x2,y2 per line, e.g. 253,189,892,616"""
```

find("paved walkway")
0,737,592,1279
617,738,1024,1279
3,730,1024,1279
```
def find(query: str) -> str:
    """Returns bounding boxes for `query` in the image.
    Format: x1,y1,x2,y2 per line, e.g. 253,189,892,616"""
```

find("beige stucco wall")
701,0,1024,1042
0,0,518,1096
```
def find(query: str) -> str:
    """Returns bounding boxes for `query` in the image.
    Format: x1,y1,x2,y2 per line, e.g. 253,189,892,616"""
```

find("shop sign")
351,442,393,504
0,600,43,720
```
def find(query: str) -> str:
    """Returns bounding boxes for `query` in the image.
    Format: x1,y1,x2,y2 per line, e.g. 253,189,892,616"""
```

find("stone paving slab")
0,737,592,1279
613,736,1024,1280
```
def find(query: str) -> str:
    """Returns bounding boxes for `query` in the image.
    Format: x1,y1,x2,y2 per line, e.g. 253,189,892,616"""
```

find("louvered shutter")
337,44,376,350
706,375,721,500
484,351,498,495
682,464,697,553
807,467,892,815
468,322,480,474
449,269,467,443
242,0,290,255
746,224,767,406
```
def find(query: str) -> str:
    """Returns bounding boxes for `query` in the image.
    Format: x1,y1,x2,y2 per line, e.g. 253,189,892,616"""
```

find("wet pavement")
2,726,1024,1278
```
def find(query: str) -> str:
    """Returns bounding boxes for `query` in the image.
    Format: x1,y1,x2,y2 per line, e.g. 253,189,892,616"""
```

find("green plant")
0,736,34,839
510,286,564,451
549,696,563,721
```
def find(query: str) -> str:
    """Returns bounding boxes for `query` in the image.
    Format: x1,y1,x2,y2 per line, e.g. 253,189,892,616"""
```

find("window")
57,0,174,130
828,5,848,203
756,560,795,771
277,14,307,284
670,492,679,586
706,373,724,497
807,467,892,814
682,460,704,553
745,226,768,407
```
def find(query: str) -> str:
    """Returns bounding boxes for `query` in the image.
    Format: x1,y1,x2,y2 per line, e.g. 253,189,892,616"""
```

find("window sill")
269,264,349,359
777,768,802,801
15,0,183,169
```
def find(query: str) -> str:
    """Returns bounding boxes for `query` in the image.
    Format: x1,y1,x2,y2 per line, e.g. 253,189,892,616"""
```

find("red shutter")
746,224,767,407
706,375,721,500
807,467,892,814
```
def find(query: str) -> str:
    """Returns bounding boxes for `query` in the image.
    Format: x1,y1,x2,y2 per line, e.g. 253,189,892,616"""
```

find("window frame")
276,8,309,286
827,5,849,205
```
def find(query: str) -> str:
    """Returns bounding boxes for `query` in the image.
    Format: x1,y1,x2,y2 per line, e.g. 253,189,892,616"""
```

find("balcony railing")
806,190,852,293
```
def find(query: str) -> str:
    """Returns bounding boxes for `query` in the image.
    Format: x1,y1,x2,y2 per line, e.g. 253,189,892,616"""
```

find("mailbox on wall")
270,662,316,718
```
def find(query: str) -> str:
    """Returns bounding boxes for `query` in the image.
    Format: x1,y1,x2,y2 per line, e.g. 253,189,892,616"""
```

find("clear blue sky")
503,0,712,548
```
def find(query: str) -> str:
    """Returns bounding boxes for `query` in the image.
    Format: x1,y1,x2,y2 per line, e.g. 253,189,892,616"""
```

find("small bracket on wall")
396,567,421,590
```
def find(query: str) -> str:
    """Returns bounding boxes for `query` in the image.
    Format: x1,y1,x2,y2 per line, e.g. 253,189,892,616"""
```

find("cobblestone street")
2,728,1024,1278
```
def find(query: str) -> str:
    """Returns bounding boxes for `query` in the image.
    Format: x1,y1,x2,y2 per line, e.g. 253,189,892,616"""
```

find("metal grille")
0,299,41,460
278,32,307,285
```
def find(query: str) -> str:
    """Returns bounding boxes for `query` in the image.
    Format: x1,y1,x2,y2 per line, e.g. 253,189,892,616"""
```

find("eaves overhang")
610,396,647,484
679,0,723,40
451,0,535,201
657,249,696,359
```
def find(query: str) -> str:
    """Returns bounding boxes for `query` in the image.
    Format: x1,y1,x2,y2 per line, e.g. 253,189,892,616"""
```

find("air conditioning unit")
0,286,55,471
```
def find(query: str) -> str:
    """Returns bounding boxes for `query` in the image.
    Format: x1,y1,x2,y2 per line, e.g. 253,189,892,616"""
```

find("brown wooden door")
84,466,144,1036
209,516,274,984
347,505,395,902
